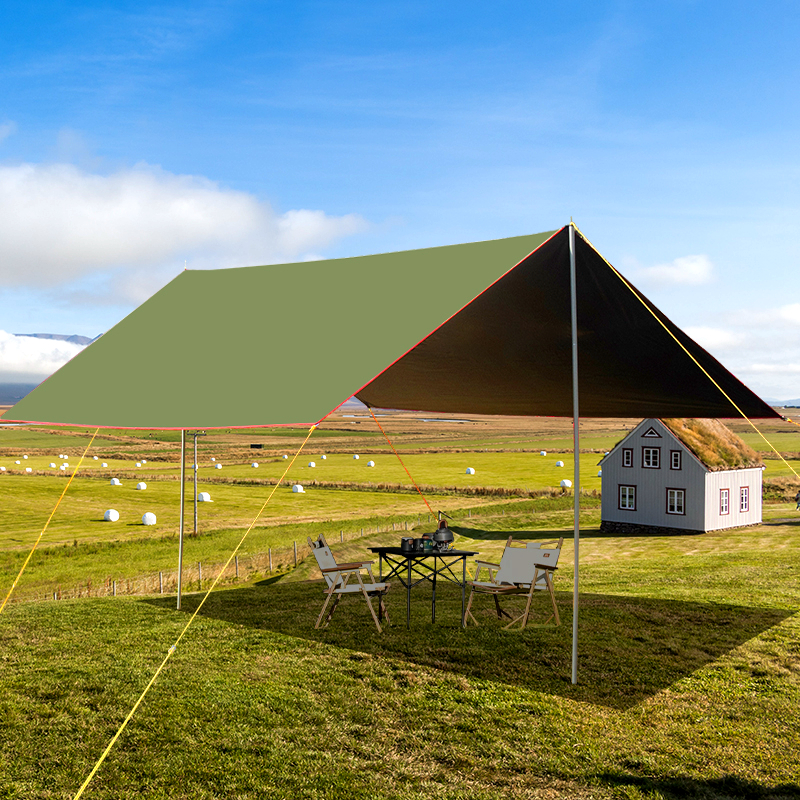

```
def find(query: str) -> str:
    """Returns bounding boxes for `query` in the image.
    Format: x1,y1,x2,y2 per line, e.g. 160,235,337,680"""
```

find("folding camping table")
368,546,478,629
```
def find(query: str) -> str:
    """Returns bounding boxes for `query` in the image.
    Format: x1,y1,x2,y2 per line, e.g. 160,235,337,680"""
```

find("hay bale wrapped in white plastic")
63,463,69,468
598,469,603,477
540,451,547,456
465,467,476,475
0,466,5,472
25,467,32,473
211,457,216,462
104,509,120,522
23,455,28,459
251,462,259,468
110,478,121,486
136,482,147,490
59,465,66,471
14,460,20,465
198,492,212,502
49,463,56,468
282,454,289,460
93,456,98,460
353,454,360,460
321,455,327,460
102,462,108,468
308,461,316,468
142,512,157,526
367,460,375,467
556,460,565,467
215,463,222,470
142,459,147,464
136,462,142,467
292,484,305,493
560,479,573,488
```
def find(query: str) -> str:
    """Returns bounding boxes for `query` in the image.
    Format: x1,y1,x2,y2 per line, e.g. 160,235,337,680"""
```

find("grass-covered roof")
661,418,762,471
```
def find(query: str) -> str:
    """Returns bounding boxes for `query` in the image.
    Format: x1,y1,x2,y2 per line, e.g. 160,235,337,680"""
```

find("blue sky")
1,1,799,399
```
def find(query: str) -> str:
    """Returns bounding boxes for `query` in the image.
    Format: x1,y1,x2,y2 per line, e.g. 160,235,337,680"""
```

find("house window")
619,485,636,511
642,447,661,469
622,448,633,468
667,488,685,515
720,489,730,515
670,450,682,470
740,486,749,513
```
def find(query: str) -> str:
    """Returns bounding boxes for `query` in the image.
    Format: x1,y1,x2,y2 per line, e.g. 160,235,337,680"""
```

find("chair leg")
493,594,512,620
464,587,479,627
545,571,560,626
316,588,337,629
321,593,341,628
357,575,382,633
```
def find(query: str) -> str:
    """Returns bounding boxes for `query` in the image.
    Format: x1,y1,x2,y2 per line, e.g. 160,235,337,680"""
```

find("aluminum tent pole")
193,432,198,538
177,429,186,610
569,223,580,685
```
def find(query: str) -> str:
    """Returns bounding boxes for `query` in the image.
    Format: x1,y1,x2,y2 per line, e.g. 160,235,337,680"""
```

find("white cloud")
683,326,744,352
776,303,800,326
0,331,86,383
746,363,800,374
636,254,714,286
0,162,368,300
0,121,16,145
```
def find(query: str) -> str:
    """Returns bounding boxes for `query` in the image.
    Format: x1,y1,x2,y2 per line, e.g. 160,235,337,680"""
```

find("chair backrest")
495,537,562,587
308,535,338,588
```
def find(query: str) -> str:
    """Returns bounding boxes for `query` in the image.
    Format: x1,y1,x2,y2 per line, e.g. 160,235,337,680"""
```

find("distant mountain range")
15,332,98,346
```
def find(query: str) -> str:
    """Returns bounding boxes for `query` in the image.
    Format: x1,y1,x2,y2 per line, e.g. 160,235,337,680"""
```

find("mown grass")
1,516,799,799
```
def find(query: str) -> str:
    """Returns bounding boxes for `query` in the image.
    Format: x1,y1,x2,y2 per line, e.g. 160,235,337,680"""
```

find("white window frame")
740,486,749,513
622,448,633,468
667,488,685,515
642,447,661,469
670,450,682,470
720,488,730,515
619,485,636,511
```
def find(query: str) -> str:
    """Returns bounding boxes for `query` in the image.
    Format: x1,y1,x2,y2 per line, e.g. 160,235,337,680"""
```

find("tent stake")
177,429,186,610
569,223,580,685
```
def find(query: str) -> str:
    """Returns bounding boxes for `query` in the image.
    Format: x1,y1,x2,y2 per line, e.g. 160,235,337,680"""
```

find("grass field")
1,410,800,798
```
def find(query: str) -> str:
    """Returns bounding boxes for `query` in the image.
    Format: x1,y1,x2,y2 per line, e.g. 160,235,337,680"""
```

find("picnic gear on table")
307,534,390,633
464,536,563,629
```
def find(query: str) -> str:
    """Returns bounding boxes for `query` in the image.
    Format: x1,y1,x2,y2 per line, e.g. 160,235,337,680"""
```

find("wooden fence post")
340,530,344,543
198,562,202,586
360,528,363,537
235,555,239,578
269,548,273,572
293,541,297,567
159,571,163,594
112,581,117,597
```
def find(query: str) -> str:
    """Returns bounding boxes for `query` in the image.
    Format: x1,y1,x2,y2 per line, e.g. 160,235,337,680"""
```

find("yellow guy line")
73,423,317,800
573,223,799,481
0,427,100,615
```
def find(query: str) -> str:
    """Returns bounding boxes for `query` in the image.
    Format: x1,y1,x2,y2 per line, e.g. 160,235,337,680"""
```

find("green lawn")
1,514,799,799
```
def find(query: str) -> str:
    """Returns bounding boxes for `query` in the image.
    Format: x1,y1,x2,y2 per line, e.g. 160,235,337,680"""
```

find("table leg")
379,553,384,582
407,557,411,630
461,556,466,628
432,555,437,623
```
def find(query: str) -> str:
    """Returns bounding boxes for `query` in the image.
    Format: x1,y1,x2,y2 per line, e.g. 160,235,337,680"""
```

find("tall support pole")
569,223,580,685
177,429,186,610
193,432,198,538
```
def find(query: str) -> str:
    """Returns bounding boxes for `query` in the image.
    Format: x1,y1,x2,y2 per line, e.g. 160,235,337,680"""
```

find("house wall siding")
703,467,763,531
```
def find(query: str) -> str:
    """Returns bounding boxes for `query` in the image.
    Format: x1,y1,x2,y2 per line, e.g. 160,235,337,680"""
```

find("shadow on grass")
596,772,800,799
143,580,790,711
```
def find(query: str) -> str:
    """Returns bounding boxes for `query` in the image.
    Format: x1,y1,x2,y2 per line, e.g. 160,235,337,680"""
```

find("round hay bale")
59,465,66,471
540,451,547,456
93,456,98,460
25,467,32,473
136,462,142,467
597,469,603,477
101,463,108,468
142,459,147,464
560,479,573,489
556,460,565,467
49,463,56,468
198,492,212,502
110,478,121,486
282,455,289,460
104,509,120,522
321,455,327,460
0,466,5,472
14,460,20,465
353,454,360,460
142,512,157,526
211,457,216,462
367,460,375,467
466,467,476,475
23,455,28,459
292,484,305,493
251,462,259,468
136,482,147,490
308,461,316,468
215,463,222,470
62,463,69,468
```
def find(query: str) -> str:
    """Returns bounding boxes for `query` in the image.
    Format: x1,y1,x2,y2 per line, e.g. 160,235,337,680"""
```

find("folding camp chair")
307,534,391,632
464,537,563,629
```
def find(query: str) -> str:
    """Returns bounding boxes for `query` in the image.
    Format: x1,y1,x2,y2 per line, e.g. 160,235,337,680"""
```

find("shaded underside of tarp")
6,226,779,428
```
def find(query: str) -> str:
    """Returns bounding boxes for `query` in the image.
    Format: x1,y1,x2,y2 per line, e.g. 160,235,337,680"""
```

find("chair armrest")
534,563,558,571
320,564,361,574
474,560,500,569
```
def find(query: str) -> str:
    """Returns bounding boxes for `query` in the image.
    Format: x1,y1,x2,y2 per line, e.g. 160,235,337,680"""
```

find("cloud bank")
636,254,714,286
0,161,368,302
0,331,86,384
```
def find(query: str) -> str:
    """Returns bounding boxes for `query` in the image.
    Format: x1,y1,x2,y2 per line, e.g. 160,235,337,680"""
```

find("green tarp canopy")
6,226,779,428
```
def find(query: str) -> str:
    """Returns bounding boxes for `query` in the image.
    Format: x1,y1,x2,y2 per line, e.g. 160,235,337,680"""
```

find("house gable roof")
600,417,762,471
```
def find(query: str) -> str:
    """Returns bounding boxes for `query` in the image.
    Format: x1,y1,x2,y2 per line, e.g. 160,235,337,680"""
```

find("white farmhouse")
599,418,763,534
